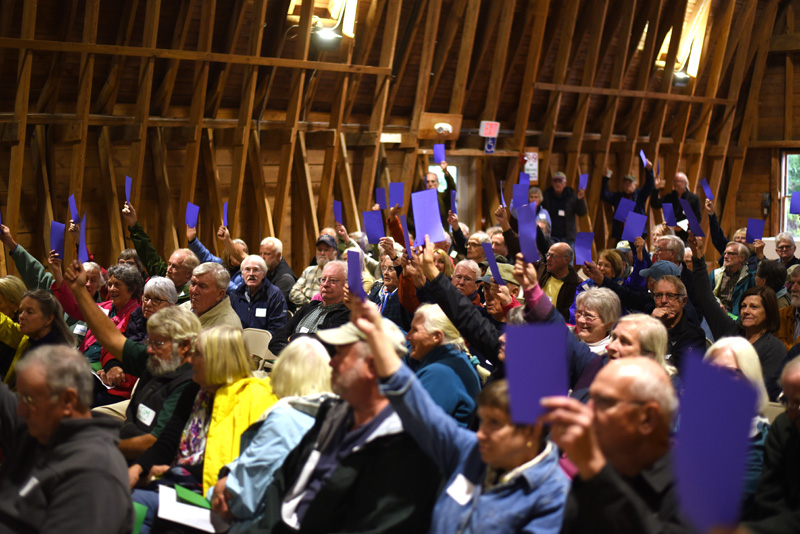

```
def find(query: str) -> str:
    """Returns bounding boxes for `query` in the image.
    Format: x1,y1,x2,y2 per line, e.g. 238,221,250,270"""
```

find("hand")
447,210,459,230
494,205,510,231
388,204,401,220
687,232,703,258
489,283,513,306
186,225,197,242
645,159,653,170
513,253,538,291
121,202,137,227
67,220,80,235
48,250,64,285
379,237,395,257
371,203,381,212
540,396,606,480
440,160,447,172
336,222,349,241
753,239,765,259
147,465,171,482
217,225,230,242
604,168,613,178
102,367,125,387
128,465,144,489
577,188,585,199
704,198,715,215
64,259,88,292
0,224,16,250
654,175,665,189
583,261,605,286
420,236,439,282
211,476,234,520
651,306,675,323
403,254,426,288
633,236,645,260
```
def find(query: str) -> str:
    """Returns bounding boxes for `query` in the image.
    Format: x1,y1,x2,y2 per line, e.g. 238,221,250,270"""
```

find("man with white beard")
290,234,340,307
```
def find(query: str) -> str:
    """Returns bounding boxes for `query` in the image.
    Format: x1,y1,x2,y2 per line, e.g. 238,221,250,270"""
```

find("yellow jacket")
202,377,278,494
0,312,30,385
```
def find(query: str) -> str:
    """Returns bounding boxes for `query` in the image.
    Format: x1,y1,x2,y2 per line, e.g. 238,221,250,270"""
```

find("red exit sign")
479,121,500,138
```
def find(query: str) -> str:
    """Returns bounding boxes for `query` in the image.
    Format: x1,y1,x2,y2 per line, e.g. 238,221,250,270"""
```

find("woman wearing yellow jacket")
127,325,276,534
0,289,75,384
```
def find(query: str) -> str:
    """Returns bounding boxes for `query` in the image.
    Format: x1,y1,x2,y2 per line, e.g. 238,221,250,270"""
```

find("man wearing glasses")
270,261,350,355
743,356,800,533
650,276,706,373
710,242,755,316
774,232,800,271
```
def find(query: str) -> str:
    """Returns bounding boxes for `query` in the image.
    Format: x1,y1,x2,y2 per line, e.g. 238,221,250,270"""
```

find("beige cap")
316,320,408,356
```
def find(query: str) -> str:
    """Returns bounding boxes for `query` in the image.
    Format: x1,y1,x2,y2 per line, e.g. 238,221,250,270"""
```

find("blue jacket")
380,364,570,534
188,237,244,293
229,280,288,333
405,343,480,428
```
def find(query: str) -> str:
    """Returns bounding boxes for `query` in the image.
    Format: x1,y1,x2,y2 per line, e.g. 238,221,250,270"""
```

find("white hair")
623,358,679,422
260,237,283,254
704,337,768,414
242,254,268,273
455,259,480,279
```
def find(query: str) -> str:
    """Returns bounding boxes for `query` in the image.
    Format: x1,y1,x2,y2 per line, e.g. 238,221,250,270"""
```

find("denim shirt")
380,364,570,534
187,237,244,293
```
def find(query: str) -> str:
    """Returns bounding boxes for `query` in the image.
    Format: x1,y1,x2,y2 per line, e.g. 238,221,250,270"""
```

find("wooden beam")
0,0,17,76
97,128,126,255
148,128,180,254
200,130,224,253
336,133,361,232
409,0,442,133
427,0,468,109
128,0,161,209
787,4,795,141
30,126,55,261
342,0,386,121
152,0,196,115
386,0,428,117
177,0,215,245
93,0,139,114
36,0,80,113
479,0,516,121
227,0,269,237
0,37,392,76
272,0,314,240
4,0,36,275
294,132,320,249
247,130,275,237
448,0,480,115
205,0,248,118
462,1,502,113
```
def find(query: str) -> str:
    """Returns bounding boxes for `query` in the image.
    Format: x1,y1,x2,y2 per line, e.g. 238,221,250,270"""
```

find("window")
427,165,458,193
782,152,800,235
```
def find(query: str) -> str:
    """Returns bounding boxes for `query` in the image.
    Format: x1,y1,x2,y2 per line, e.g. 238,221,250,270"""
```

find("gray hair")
349,231,369,251
780,355,800,388
260,237,283,254
674,172,689,186
726,241,749,260
241,254,268,274
193,262,231,291
658,235,685,260
486,226,503,238
615,314,671,374
147,306,202,348
458,223,470,237
575,287,621,329
83,262,106,287
471,231,491,244
175,248,200,272
704,337,768,414
455,259,480,279
624,357,679,422
17,345,94,410
776,232,796,249
323,260,348,278
106,264,144,299
415,304,467,352
144,276,178,305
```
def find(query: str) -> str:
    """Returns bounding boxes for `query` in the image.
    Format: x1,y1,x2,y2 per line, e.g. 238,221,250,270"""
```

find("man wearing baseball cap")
289,234,340,307
600,159,655,242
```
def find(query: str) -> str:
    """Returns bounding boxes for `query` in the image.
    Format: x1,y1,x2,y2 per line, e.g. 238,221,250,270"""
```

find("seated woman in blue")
352,297,570,534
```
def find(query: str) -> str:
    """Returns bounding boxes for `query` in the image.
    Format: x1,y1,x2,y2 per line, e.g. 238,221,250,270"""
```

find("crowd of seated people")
2,167,800,534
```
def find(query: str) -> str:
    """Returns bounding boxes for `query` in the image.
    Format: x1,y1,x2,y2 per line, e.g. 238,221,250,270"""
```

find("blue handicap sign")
484,137,496,154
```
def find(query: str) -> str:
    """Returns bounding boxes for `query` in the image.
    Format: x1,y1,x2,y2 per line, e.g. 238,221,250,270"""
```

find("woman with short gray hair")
572,287,622,354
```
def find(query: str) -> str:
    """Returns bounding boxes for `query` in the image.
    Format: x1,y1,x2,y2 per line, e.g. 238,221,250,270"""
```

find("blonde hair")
433,249,454,277
415,304,467,352
195,325,252,387
0,276,28,313
704,337,768,415
271,337,332,398
615,314,674,375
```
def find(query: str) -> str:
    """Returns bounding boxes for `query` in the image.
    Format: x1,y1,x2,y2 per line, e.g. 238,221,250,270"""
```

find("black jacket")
267,258,298,313
252,398,441,534
541,186,587,243
536,264,582,322
665,311,707,373
0,384,133,533
269,301,350,355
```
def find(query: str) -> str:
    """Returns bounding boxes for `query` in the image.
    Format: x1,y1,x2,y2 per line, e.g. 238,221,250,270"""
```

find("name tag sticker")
101,308,110,316
558,210,566,217
255,308,267,318
137,403,156,426
297,327,310,334
73,324,88,336
446,473,475,506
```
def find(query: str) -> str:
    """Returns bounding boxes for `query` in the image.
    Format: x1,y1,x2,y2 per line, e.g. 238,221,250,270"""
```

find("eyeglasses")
545,253,567,259
780,396,800,411
319,277,342,285
777,245,795,251
466,242,481,248
16,392,35,406
575,310,600,322
723,252,741,257
142,295,167,305
452,274,475,283
589,393,646,411
653,292,682,302
148,339,172,349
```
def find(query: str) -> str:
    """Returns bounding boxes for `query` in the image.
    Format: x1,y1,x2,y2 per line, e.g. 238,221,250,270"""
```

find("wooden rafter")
152,0,197,116
97,128,126,255
247,130,275,237
448,0,480,115
36,0,79,114
479,0,516,121
386,0,428,118
426,0,468,109
30,126,55,261
93,0,140,115
462,1,502,114
148,128,180,253
343,0,387,121
205,0,249,118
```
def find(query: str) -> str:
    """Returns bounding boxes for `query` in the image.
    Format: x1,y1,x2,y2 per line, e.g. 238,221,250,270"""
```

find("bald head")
673,172,688,195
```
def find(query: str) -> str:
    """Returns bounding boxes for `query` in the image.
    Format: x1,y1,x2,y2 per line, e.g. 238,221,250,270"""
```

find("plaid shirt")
289,264,324,307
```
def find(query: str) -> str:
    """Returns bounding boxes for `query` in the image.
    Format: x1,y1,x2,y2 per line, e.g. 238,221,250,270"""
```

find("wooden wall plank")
148,128,180,254
97,128,126,255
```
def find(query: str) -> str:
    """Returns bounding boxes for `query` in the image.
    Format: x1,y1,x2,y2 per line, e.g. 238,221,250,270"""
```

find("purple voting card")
481,243,505,286
505,323,568,423
375,188,387,210
574,232,594,266
223,201,229,226
512,183,529,210
746,218,765,243
700,178,714,200
78,213,89,263
579,173,589,190
68,195,79,222
662,203,678,226
639,149,647,167
519,172,530,187
0,206,2,225
679,199,705,237
451,190,457,215
500,181,506,208
333,200,343,224
433,143,446,164
125,176,132,203
185,202,200,228
362,210,385,245
614,197,636,222
347,250,367,301
517,202,540,263
399,215,413,258
657,161,660,176
50,221,65,259
674,357,757,532
621,212,647,242
412,189,446,246
791,193,800,215
389,182,404,208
